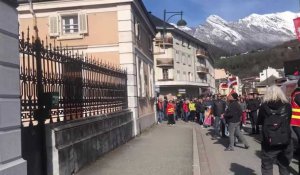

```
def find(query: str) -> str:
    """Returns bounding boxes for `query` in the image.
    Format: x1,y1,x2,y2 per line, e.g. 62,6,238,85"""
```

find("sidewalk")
76,121,195,175
76,120,299,175
195,123,299,175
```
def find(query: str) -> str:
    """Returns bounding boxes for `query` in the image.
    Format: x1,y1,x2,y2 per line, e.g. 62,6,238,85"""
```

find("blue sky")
143,0,300,27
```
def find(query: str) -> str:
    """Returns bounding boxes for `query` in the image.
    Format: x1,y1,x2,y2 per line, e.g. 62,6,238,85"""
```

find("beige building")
150,15,215,99
18,0,156,135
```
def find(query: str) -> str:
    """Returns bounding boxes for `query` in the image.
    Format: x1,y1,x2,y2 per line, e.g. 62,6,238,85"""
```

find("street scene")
1,0,300,175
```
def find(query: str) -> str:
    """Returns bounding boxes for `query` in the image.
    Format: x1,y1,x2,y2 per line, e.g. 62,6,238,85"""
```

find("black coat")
257,101,292,147
257,101,292,126
212,99,226,117
224,100,242,123
247,99,260,112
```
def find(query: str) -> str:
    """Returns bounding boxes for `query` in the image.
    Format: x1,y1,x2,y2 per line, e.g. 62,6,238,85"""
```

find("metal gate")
19,28,128,175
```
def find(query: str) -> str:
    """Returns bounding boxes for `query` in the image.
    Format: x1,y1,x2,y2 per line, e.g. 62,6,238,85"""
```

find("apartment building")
18,0,156,135
150,15,215,99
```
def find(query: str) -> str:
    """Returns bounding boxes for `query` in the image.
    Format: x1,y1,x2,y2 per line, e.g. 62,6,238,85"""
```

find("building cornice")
2,0,18,7
156,80,210,87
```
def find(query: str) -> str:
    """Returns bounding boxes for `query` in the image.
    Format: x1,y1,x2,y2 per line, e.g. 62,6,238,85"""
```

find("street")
76,121,299,175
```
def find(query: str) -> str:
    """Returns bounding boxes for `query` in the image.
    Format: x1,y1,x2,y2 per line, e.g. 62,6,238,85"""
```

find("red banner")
294,17,300,41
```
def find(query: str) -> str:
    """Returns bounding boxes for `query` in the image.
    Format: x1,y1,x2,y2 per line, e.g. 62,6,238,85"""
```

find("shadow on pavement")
230,163,256,175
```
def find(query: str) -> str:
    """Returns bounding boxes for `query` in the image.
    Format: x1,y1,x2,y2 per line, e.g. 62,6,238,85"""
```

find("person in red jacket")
167,100,175,125
183,100,190,122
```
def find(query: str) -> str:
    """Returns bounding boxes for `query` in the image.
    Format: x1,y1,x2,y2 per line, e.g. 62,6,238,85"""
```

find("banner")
293,17,300,41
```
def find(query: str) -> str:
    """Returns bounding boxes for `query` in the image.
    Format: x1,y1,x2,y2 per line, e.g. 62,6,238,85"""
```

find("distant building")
150,15,215,99
259,67,280,82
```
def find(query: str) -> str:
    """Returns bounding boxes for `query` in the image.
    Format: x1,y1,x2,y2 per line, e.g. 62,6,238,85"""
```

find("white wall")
259,67,279,82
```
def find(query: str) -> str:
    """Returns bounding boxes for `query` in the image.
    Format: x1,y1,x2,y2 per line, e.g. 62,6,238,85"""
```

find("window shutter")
79,13,88,34
49,15,59,37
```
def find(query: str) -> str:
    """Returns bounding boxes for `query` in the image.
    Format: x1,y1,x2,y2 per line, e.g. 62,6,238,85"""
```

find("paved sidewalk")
195,123,299,175
76,121,194,175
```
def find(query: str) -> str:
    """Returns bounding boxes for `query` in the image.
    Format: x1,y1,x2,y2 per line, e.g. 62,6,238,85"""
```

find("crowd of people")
155,79,300,175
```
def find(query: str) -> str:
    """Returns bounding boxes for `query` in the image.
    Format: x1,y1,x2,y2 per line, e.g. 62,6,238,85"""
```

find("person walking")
239,97,247,131
224,93,249,151
189,100,196,121
247,93,260,134
156,98,164,124
183,100,189,122
166,100,175,125
257,85,293,175
212,94,226,139
196,98,205,125
290,79,300,173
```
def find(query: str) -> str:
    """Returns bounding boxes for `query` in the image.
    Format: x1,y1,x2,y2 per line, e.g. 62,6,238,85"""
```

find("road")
76,120,299,175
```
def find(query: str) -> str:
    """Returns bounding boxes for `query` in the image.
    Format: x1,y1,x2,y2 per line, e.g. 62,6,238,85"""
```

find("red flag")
294,17,300,41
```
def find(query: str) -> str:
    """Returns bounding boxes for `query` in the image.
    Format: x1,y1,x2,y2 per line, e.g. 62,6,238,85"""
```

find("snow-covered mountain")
184,11,299,54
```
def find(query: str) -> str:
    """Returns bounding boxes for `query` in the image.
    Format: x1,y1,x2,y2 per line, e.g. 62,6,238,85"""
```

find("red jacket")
183,103,189,113
166,103,175,115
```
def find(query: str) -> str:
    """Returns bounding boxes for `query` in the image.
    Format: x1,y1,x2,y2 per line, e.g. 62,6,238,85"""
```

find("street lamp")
162,9,187,40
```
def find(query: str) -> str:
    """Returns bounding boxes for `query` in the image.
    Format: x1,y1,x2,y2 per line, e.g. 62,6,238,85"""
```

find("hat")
231,93,239,100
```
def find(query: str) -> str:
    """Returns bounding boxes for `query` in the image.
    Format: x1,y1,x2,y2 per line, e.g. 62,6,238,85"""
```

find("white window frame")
49,11,88,40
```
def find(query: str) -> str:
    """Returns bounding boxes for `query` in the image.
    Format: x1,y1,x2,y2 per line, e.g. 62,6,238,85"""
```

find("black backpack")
262,104,291,146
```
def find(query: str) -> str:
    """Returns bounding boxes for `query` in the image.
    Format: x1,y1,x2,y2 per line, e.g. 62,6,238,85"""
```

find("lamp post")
162,9,187,40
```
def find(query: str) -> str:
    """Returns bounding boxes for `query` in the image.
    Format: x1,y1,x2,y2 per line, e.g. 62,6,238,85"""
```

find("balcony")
196,66,209,74
156,58,174,67
196,49,208,58
155,36,173,46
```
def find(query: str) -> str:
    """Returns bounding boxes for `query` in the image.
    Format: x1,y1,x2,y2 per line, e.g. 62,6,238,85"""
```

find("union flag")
294,17,300,41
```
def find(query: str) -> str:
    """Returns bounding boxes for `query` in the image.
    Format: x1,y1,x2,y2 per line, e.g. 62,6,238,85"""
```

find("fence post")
35,38,47,175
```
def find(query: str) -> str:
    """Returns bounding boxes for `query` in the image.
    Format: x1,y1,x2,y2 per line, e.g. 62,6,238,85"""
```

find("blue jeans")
184,112,190,121
199,113,204,124
157,111,164,123
214,116,221,136
221,118,228,136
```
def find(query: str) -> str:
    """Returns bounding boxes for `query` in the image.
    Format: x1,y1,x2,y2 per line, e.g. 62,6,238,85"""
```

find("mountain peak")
206,15,227,24
194,11,298,54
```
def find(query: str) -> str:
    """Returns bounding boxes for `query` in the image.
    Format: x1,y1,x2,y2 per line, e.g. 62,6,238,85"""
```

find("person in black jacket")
224,93,249,151
257,85,293,175
212,94,226,138
247,93,260,134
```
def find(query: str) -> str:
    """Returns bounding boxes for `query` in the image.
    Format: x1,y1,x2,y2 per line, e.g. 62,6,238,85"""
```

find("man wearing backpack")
290,78,300,173
257,85,293,175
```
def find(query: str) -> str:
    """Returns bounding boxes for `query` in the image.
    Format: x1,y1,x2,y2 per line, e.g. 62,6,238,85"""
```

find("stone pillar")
0,0,27,174
117,5,138,136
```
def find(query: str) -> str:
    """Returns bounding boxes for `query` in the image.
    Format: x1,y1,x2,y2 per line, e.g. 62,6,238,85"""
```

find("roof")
149,14,214,64
256,75,278,87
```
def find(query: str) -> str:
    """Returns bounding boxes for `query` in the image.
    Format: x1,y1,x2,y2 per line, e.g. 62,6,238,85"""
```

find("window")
62,15,78,34
134,18,141,41
175,50,180,63
163,69,169,80
182,53,186,65
177,70,180,80
188,54,191,65
49,12,88,38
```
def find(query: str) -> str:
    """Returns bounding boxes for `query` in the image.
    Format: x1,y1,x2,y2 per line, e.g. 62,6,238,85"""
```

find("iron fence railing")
20,28,128,126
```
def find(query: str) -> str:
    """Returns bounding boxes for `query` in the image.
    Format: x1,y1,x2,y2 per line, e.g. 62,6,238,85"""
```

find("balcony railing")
196,66,209,74
156,58,174,67
196,49,208,58
158,78,174,81
155,36,173,46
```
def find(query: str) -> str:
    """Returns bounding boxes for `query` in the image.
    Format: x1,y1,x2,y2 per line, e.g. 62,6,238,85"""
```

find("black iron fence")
20,29,128,127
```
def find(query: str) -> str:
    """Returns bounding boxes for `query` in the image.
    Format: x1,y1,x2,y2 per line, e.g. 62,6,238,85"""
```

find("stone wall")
0,0,27,174
46,110,133,175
